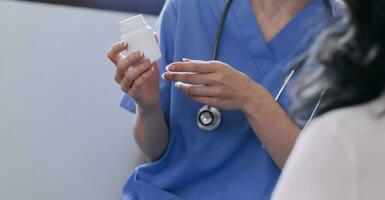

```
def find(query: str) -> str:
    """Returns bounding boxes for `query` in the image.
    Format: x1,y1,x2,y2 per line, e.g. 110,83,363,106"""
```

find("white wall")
0,1,156,199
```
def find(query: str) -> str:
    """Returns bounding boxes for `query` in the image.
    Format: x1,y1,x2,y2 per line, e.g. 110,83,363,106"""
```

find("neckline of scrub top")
268,0,329,59
232,0,322,61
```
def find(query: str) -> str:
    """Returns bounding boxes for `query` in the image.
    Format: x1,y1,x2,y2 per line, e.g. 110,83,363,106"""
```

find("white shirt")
272,95,385,200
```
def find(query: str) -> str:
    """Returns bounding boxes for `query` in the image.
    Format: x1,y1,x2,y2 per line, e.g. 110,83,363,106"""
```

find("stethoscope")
197,0,335,131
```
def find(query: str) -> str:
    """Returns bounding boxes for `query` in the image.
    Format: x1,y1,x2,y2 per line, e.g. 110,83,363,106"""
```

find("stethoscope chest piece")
197,105,222,132
194,0,332,132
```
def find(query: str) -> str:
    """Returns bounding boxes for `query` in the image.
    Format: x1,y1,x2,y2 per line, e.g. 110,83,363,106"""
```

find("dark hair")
297,0,385,116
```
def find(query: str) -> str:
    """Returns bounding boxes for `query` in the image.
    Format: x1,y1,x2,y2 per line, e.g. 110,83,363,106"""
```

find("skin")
162,60,300,168
107,0,308,167
252,0,310,42
107,42,168,161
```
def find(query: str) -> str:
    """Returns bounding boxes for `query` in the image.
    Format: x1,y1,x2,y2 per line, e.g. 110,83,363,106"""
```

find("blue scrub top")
120,0,339,199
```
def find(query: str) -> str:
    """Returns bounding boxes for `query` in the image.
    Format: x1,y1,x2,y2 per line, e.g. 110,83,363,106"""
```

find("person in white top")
273,96,385,200
272,0,385,199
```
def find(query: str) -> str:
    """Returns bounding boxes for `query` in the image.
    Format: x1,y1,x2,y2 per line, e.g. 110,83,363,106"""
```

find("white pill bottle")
119,15,161,62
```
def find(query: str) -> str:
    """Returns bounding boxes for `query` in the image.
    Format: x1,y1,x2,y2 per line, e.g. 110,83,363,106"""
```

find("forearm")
243,87,300,169
134,104,169,162
162,60,301,167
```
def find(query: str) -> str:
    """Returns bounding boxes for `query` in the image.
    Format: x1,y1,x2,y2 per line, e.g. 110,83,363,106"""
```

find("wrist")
136,101,161,115
241,82,273,117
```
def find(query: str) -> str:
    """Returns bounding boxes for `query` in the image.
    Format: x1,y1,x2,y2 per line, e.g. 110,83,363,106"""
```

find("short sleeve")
120,0,178,124
272,116,356,200
120,94,137,113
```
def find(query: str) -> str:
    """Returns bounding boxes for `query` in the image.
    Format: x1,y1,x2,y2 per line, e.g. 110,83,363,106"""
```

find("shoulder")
162,0,215,13
314,95,385,126
305,95,385,145
273,102,360,199
331,0,346,19
160,0,178,15
158,0,220,26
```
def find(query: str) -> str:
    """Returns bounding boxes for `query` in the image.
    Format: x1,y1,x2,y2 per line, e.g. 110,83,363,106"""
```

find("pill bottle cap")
119,14,149,33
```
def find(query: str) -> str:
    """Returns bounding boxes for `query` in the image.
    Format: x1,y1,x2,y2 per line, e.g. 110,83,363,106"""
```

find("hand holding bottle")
107,42,160,110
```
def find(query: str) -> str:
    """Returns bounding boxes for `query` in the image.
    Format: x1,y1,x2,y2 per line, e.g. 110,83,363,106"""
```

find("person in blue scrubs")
107,0,339,199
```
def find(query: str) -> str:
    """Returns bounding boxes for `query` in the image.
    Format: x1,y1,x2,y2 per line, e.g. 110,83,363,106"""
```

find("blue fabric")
120,0,337,199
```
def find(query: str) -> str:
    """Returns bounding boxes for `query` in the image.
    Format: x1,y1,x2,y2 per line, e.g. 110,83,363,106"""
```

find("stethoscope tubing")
197,0,334,131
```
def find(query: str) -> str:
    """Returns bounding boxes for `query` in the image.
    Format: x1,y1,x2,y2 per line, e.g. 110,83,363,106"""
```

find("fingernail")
161,72,167,79
134,51,141,57
182,58,191,62
175,81,183,88
140,51,144,58
166,64,175,71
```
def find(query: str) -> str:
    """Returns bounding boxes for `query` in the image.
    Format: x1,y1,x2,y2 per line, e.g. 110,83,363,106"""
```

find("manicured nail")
161,72,167,79
133,51,141,57
166,64,175,71
175,81,183,88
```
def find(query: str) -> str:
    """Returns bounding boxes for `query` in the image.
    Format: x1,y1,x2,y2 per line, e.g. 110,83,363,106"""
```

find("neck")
250,0,311,42
251,0,310,17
